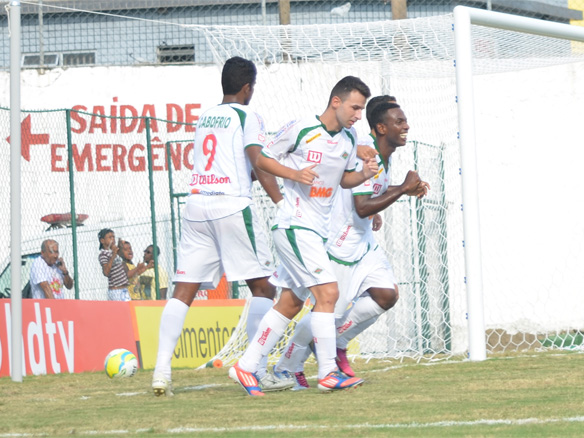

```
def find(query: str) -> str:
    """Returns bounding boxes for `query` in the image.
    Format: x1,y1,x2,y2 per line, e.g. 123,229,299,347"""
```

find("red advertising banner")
0,299,136,377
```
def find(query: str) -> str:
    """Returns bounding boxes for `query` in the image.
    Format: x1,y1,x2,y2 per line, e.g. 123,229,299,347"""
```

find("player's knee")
318,287,339,307
375,286,398,311
172,282,200,306
274,289,304,319
247,277,277,299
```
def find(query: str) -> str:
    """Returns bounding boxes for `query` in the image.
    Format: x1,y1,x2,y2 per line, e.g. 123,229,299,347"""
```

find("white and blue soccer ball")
104,348,138,378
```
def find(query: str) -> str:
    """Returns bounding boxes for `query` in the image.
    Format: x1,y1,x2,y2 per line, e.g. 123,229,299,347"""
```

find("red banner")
0,299,136,377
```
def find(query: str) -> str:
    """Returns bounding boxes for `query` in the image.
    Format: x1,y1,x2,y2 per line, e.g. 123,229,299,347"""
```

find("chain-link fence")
1,0,583,69
0,107,196,301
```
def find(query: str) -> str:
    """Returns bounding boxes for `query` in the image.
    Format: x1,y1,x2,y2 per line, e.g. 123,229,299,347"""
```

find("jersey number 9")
203,134,217,171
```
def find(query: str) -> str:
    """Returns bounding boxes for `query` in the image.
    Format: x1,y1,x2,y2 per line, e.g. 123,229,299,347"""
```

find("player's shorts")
269,227,338,301
174,205,274,289
331,245,396,319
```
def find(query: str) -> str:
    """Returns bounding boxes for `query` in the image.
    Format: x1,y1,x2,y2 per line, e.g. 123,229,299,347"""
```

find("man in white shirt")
30,239,73,299
230,76,379,396
152,56,286,397
274,100,430,386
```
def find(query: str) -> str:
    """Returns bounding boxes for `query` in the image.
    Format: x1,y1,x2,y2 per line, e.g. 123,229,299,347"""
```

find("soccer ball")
104,348,138,378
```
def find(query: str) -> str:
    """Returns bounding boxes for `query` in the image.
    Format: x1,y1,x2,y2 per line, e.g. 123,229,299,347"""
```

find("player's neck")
222,93,247,105
318,109,342,133
379,142,395,166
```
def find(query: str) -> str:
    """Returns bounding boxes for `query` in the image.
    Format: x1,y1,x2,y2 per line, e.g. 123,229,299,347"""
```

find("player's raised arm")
353,171,430,219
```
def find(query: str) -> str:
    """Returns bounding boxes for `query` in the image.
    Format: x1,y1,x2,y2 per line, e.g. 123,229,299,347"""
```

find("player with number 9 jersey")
152,57,288,398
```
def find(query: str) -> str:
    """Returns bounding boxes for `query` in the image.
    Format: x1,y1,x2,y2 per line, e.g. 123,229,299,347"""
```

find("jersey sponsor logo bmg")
309,186,333,198
189,173,231,185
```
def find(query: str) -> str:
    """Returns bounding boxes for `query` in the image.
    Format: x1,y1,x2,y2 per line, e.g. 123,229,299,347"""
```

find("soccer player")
229,76,379,396
151,56,289,396
274,100,430,386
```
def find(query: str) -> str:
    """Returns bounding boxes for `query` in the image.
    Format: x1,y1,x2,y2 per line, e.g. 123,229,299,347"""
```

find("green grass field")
1,350,583,437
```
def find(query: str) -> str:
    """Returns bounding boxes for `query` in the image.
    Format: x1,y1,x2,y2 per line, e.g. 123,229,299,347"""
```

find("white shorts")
269,228,338,301
332,245,396,318
174,205,274,289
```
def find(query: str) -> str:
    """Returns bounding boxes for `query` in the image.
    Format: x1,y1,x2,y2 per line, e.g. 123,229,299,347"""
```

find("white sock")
311,312,337,380
297,346,313,373
238,308,290,374
246,297,274,378
153,298,189,380
276,313,313,373
337,296,385,349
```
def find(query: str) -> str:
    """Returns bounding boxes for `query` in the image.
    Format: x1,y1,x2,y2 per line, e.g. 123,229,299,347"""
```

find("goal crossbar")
453,6,584,361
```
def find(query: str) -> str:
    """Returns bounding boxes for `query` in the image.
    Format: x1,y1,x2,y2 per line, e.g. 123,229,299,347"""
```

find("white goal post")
453,6,584,361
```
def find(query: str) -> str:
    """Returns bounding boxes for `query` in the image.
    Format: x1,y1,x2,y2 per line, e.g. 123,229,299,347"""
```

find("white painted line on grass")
3,415,583,437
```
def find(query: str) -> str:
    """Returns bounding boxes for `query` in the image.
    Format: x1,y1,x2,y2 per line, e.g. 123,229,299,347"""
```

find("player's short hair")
370,102,401,135
328,76,371,105
366,95,397,129
221,57,257,95
98,228,113,250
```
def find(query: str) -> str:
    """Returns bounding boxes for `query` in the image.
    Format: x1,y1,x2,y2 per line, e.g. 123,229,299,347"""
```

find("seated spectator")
138,245,169,299
30,239,73,299
120,240,149,300
98,228,130,301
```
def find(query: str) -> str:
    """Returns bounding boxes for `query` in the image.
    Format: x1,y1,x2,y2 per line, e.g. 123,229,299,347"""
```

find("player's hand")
146,260,155,269
402,171,430,198
295,164,319,185
111,242,119,255
372,214,383,231
362,158,379,179
357,145,378,160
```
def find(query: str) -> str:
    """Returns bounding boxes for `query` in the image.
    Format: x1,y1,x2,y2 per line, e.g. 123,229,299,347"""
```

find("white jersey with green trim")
327,133,392,263
184,103,266,221
262,115,358,239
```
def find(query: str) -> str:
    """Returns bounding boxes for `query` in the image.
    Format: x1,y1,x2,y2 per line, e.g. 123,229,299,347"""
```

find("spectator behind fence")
30,239,74,299
120,240,149,300
138,245,168,300
98,229,130,301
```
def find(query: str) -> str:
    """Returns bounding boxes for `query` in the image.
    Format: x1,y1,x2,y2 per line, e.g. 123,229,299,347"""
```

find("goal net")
182,12,584,367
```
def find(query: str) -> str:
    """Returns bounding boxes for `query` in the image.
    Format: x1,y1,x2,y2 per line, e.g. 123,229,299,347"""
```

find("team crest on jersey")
373,183,382,194
307,150,322,163
341,151,349,159
314,268,323,274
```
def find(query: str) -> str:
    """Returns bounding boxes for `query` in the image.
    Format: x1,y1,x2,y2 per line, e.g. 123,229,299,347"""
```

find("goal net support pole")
453,6,584,361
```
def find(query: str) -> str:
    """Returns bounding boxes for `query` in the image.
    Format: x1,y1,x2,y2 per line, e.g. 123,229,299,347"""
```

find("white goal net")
183,12,584,367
